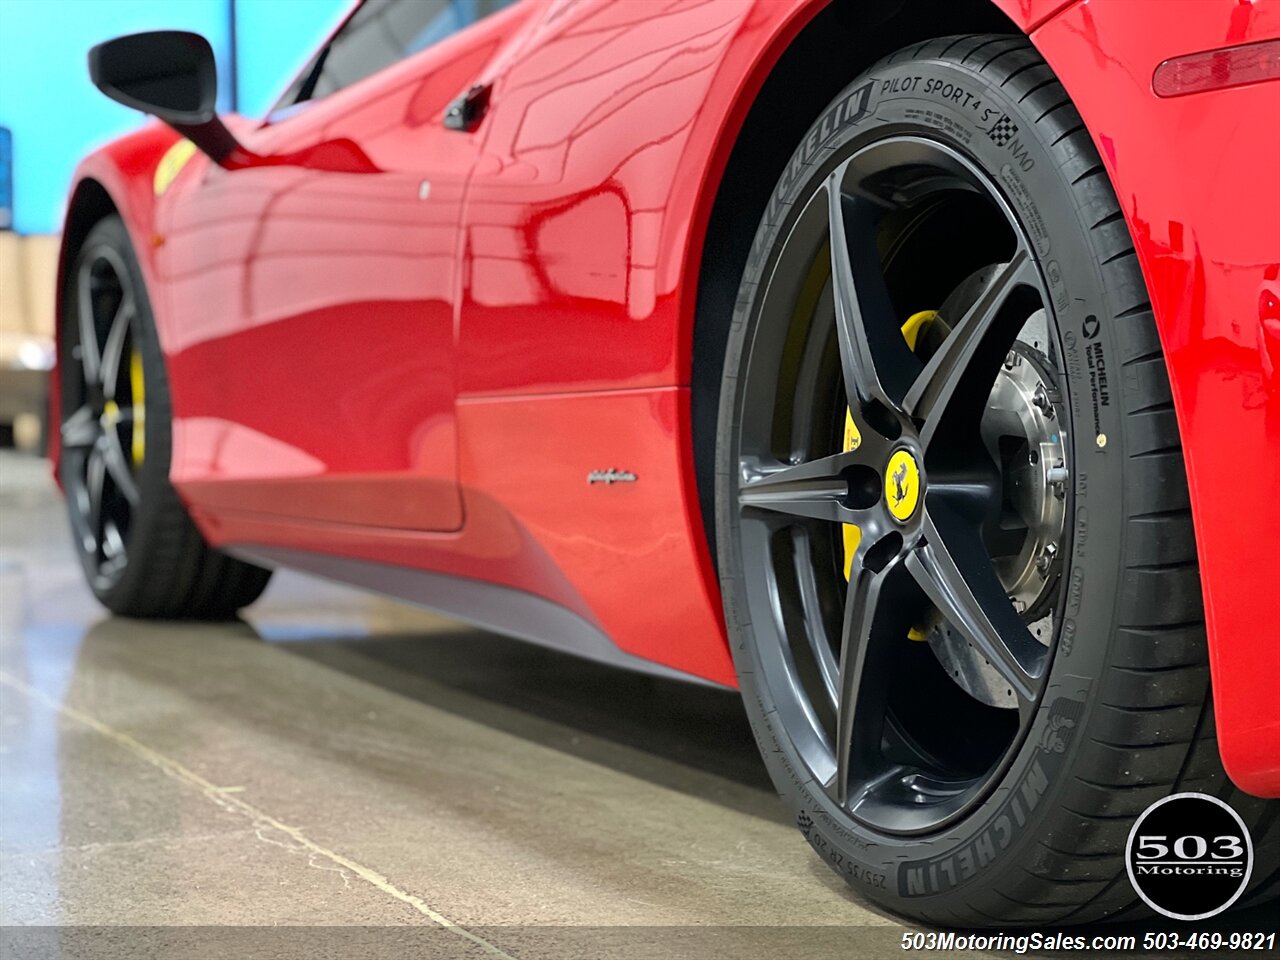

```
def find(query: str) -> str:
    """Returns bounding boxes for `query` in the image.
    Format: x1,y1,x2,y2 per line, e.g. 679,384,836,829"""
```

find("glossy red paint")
54,0,1279,793
991,0,1076,31
166,0,831,688
156,4,542,531
460,0,805,396
51,123,178,458
457,387,733,681
1033,0,1280,798
457,0,1064,399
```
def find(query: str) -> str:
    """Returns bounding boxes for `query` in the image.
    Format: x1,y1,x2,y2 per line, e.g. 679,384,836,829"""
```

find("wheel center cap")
885,449,921,522
101,400,120,429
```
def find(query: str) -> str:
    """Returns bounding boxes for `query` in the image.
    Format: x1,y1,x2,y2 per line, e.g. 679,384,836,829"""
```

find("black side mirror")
88,31,244,166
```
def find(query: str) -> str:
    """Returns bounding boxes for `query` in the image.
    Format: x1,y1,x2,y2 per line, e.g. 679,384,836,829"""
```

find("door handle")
444,83,492,132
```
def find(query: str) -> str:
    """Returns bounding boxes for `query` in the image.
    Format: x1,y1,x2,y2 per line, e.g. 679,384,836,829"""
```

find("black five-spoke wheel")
732,137,1069,834
58,215,271,619
61,244,145,593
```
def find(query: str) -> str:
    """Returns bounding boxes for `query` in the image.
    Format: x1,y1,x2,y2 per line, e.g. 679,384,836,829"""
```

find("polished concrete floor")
0,451,915,956
4,452,1275,959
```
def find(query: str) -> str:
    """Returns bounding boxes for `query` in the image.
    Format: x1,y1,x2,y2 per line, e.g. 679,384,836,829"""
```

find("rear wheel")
59,216,271,619
716,35,1278,925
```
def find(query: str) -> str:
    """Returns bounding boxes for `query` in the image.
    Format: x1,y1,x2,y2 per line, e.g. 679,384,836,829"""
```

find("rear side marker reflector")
1153,38,1280,98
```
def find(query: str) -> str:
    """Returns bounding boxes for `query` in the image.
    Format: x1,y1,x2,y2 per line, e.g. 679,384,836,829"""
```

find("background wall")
0,0,351,235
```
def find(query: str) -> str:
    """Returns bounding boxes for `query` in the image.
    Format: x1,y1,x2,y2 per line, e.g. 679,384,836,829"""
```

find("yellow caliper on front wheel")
843,310,938,639
130,344,145,466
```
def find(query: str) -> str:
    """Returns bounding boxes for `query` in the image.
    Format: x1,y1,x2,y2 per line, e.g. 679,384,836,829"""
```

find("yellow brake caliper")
843,310,938,640
129,343,145,466
840,412,863,580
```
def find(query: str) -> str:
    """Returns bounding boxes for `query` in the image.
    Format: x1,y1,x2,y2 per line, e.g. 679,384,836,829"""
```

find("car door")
157,0,525,531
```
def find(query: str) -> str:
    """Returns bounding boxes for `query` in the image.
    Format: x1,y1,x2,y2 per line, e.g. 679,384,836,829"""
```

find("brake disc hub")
984,330,1067,619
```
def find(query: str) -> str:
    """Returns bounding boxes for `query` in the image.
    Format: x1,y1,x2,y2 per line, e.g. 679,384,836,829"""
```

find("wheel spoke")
826,165,919,414
102,520,127,563
85,444,107,550
98,432,140,505
740,452,866,524
99,293,134,401
60,405,99,450
905,250,1036,447
829,550,903,808
77,266,103,386
792,525,842,708
906,499,1043,708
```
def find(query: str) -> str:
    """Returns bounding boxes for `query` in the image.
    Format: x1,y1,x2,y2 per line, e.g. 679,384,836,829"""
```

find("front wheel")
59,215,271,619
715,35,1277,925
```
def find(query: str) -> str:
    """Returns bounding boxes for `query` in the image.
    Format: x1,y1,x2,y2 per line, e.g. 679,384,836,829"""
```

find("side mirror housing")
88,31,244,166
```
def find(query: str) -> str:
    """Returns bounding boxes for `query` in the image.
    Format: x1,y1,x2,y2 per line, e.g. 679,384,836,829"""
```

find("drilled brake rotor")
919,269,1068,708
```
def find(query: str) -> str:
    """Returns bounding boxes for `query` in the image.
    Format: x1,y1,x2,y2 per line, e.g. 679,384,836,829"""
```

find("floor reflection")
270,625,776,813
2,452,817,926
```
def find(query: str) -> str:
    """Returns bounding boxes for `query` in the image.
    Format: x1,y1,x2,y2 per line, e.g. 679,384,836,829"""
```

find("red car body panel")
53,0,1279,792
1036,0,1280,798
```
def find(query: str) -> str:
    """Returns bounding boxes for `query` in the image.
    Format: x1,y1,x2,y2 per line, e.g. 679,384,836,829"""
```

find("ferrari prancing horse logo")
885,449,920,522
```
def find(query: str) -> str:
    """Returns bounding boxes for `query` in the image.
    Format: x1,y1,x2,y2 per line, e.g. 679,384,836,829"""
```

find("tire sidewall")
716,54,1128,914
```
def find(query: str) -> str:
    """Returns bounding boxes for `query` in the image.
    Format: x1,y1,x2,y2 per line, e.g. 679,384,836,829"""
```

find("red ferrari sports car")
53,0,1278,926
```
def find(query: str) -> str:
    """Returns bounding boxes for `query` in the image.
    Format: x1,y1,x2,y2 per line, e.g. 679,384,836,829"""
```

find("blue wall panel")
235,0,351,119
0,0,350,234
